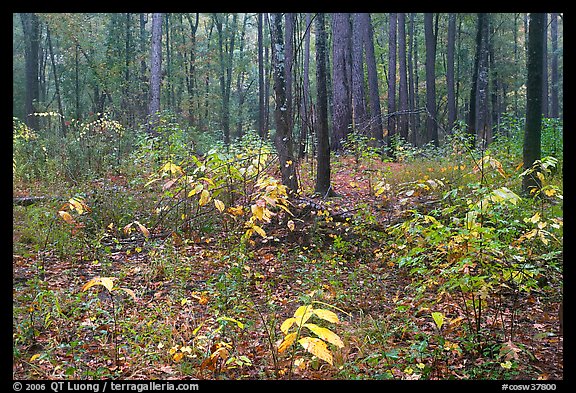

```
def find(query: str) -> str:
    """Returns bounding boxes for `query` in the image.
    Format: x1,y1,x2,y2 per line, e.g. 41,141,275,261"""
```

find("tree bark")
424,13,438,146
46,27,66,137
397,13,409,141
315,13,332,197
147,12,163,135
351,13,367,133
387,13,397,145
20,13,40,131
541,13,549,118
522,13,544,195
270,13,298,194
362,13,383,145
446,13,457,134
299,13,312,159
550,13,559,118
258,13,266,138
331,13,352,150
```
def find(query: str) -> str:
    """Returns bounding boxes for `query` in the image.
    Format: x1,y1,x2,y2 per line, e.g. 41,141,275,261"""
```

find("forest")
13,13,563,382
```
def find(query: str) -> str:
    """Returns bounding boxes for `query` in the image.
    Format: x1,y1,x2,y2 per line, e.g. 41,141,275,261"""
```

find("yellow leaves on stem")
277,304,344,366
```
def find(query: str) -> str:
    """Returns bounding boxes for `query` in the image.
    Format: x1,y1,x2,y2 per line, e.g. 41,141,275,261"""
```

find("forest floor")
12,155,563,381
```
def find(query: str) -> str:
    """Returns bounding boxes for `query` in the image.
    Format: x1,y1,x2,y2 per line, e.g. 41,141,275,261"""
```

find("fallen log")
13,196,65,206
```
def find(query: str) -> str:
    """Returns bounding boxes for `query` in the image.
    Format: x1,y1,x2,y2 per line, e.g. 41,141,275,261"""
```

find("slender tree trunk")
270,13,298,193
550,13,559,118
387,13,397,146
20,13,40,130
147,13,163,135
235,14,249,139
523,13,544,195
331,13,352,151
258,13,266,137
489,18,500,141
285,13,295,132
446,13,457,133
424,13,438,146
299,13,312,158
541,13,549,118
476,13,490,145
315,13,332,197
362,13,383,145
351,13,367,133
397,13,409,140
467,13,485,146
185,13,199,126
46,27,66,137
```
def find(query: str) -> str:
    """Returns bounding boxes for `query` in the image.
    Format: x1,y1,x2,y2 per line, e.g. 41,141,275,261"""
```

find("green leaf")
431,312,445,330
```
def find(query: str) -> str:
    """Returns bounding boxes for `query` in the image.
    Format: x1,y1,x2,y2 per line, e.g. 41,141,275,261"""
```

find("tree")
331,13,352,150
387,13,397,146
424,13,438,147
467,13,487,146
550,13,560,119
446,13,457,133
397,13,409,140
314,13,333,197
257,13,266,138
269,13,298,193
20,13,40,131
541,13,548,118
351,13,367,133
299,13,313,159
147,13,163,135
522,13,545,195
214,13,238,145
362,13,383,144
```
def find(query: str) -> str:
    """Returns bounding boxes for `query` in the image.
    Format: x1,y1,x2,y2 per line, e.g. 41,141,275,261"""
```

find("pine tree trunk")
147,12,163,135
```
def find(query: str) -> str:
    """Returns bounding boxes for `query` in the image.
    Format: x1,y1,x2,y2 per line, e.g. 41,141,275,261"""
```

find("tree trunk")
258,13,266,138
387,13,397,146
351,13,367,133
147,12,163,135
522,13,544,195
46,27,66,137
270,13,298,194
467,13,486,146
541,13,548,118
362,13,383,145
446,13,457,134
20,13,40,131
397,13,409,141
424,13,438,146
331,13,352,150
315,13,333,197
285,13,295,132
215,13,237,145
550,13,559,119
299,13,312,159
476,13,490,145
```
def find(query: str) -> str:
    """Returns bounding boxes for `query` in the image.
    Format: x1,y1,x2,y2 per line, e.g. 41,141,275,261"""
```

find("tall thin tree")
424,13,438,146
315,13,333,197
269,13,298,193
147,12,163,135
522,13,545,195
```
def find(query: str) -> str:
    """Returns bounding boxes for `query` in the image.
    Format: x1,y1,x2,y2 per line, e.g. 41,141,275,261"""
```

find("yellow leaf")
81,277,102,292
227,205,244,216
214,199,225,212
29,353,41,362
312,308,339,324
278,332,297,353
58,210,76,225
280,317,296,334
298,336,333,365
134,221,150,238
251,204,264,221
199,189,210,206
118,287,137,301
294,305,313,326
188,183,204,197
100,277,115,292
173,352,184,362
68,197,85,214
287,220,295,231
303,323,344,348
252,224,266,238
